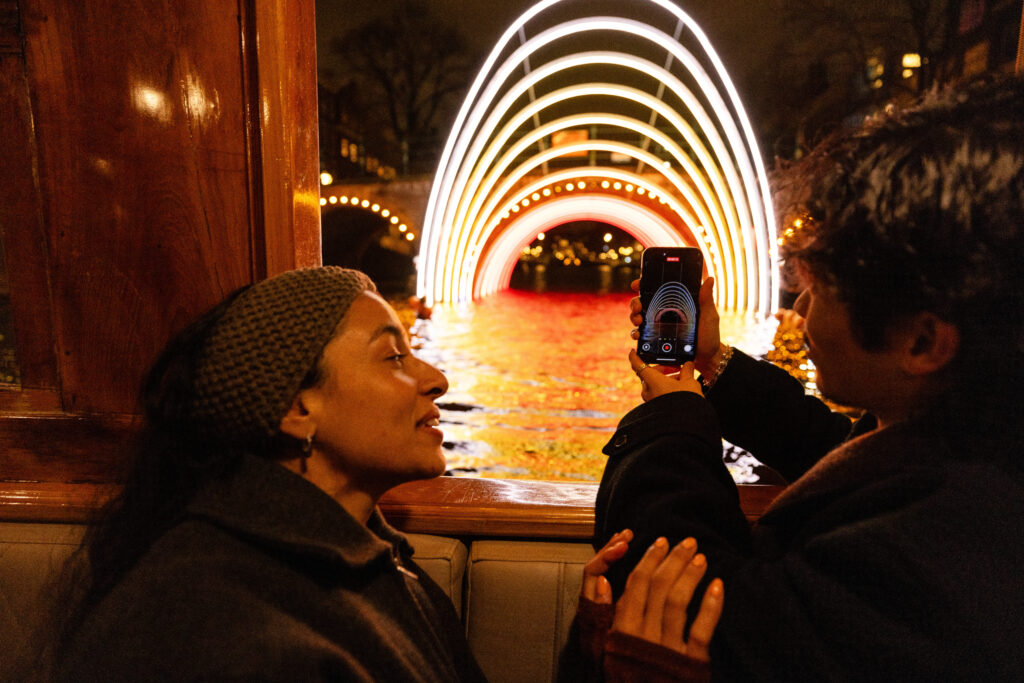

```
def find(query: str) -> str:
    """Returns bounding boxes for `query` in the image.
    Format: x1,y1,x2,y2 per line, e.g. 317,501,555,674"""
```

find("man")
595,77,1024,680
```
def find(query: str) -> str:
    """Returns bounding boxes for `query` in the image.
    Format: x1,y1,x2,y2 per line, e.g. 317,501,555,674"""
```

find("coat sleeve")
705,349,854,482
595,391,753,591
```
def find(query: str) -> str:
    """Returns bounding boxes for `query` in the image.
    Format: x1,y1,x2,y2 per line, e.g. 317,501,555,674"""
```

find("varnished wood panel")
0,414,135,482
381,478,600,538
0,474,784,539
18,0,257,414
0,481,117,522
247,0,322,276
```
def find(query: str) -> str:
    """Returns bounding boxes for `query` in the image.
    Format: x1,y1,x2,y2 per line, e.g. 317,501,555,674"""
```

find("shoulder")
60,520,331,680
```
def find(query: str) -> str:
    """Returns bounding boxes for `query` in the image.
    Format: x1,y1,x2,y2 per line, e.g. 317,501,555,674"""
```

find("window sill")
0,477,783,539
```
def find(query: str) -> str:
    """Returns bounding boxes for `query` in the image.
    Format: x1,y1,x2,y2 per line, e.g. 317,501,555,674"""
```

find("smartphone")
637,247,703,364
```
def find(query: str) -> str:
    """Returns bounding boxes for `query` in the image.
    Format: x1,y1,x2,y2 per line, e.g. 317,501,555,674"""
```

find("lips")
416,408,442,430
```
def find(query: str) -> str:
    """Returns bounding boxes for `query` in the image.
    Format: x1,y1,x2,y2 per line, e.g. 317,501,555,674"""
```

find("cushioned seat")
0,523,83,679
0,523,469,678
0,522,590,683
464,539,594,683
406,532,469,617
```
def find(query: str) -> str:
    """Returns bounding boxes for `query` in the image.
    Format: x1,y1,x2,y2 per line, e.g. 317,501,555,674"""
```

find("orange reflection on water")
414,290,777,483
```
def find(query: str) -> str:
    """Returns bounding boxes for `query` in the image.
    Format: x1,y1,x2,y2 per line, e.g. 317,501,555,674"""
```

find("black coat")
58,454,486,682
596,350,1024,681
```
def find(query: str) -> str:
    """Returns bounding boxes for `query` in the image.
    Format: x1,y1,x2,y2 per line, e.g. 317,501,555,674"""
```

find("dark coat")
596,350,1024,681
58,454,485,682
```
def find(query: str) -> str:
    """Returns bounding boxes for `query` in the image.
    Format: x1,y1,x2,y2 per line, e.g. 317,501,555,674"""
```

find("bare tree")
755,0,958,157
331,0,475,175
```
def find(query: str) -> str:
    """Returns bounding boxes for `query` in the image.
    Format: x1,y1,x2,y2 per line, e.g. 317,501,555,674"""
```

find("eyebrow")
369,324,408,344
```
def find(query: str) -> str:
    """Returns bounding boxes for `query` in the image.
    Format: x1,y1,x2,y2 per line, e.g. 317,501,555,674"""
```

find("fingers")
611,537,724,659
630,351,703,402
582,529,633,602
696,277,723,369
699,276,716,308
614,537,670,635
685,579,724,662
640,538,700,644
628,348,646,375
660,551,708,654
629,296,643,336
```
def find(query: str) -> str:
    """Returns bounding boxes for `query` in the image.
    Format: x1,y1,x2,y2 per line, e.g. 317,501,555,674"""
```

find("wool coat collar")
762,418,943,516
186,453,413,570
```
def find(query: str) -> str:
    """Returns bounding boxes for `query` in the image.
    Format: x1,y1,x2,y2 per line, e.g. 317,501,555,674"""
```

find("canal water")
410,290,783,484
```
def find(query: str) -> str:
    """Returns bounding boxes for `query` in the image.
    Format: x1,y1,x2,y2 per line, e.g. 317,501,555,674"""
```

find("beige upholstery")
464,540,594,683
0,523,84,679
406,532,468,617
0,523,590,683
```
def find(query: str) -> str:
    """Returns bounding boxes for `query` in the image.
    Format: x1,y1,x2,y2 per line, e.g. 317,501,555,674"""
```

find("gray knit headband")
190,266,375,443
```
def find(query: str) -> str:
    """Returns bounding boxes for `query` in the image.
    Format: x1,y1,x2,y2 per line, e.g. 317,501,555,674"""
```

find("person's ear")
278,392,316,441
899,312,960,376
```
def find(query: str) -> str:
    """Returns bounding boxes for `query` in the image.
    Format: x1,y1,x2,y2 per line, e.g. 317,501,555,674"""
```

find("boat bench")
0,522,592,683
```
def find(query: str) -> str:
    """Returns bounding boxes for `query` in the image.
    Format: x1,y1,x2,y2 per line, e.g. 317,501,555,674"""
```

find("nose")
793,289,810,317
418,358,449,398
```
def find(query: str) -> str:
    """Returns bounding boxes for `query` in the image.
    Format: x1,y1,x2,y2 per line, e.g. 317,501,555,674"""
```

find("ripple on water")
418,290,781,483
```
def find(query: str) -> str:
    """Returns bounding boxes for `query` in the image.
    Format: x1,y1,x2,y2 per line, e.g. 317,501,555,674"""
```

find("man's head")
779,77,1024,422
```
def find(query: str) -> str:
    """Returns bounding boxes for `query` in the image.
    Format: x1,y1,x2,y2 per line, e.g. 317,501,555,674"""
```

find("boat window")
0,237,19,386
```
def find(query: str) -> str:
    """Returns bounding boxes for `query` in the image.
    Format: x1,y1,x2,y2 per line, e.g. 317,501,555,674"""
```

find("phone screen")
637,247,703,364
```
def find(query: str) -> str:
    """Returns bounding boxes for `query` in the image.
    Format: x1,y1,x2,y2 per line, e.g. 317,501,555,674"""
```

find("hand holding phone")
637,247,703,365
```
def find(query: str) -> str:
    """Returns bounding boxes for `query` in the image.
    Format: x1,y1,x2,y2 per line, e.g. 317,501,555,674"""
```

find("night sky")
315,0,782,96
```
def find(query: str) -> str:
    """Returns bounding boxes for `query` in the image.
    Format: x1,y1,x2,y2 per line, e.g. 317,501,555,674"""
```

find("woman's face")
301,291,449,495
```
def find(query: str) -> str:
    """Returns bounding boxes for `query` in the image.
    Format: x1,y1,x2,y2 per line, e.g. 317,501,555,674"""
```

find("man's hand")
629,351,703,402
630,276,722,377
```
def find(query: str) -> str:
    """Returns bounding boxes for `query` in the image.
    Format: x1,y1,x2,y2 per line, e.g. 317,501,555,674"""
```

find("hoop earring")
301,431,314,473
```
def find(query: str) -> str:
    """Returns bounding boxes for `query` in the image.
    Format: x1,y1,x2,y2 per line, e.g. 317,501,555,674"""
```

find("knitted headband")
190,267,375,444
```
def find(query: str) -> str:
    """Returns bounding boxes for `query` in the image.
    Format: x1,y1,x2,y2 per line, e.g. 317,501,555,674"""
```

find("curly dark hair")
777,76,1024,441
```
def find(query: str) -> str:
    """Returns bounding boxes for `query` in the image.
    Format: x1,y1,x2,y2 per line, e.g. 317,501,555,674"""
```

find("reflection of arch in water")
643,282,697,345
418,0,778,316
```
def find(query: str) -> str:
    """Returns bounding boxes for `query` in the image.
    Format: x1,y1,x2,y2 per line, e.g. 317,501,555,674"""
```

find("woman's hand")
612,537,724,661
630,277,723,378
629,351,703,402
582,529,634,604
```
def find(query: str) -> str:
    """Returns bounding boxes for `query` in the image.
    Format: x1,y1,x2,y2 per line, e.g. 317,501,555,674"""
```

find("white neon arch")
476,168,724,298
478,193,704,299
441,68,749,309
419,0,778,316
451,108,740,309
463,142,730,303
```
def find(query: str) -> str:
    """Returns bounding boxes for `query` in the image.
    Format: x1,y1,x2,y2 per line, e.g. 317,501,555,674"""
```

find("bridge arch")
418,0,778,316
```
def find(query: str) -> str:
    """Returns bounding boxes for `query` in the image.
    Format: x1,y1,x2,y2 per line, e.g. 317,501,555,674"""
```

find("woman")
53,266,721,681
55,267,485,681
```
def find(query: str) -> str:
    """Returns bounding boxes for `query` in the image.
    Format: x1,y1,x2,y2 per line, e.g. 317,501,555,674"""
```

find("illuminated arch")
478,192,701,298
418,0,778,316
